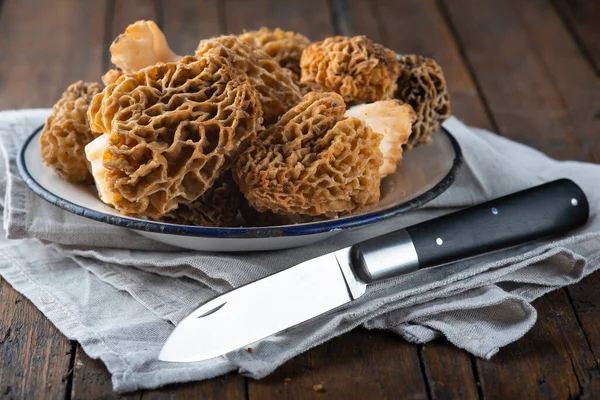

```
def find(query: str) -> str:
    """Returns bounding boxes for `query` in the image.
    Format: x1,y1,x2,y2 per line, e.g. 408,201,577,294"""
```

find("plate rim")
18,124,462,239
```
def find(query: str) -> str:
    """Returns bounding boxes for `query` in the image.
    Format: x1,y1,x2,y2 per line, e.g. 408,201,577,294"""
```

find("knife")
159,178,589,362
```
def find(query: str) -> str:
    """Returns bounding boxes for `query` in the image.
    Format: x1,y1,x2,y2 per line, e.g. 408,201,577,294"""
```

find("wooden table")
0,0,599,398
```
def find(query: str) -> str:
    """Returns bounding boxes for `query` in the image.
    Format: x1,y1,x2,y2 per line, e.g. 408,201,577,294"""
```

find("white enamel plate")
18,117,464,251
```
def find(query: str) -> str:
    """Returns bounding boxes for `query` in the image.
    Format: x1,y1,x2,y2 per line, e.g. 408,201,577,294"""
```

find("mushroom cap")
238,27,311,78
300,36,400,103
86,55,263,219
40,81,102,183
196,35,302,124
395,55,451,150
234,92,383,217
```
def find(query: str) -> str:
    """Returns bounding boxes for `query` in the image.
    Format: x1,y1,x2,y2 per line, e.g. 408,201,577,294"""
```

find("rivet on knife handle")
350,179,589,284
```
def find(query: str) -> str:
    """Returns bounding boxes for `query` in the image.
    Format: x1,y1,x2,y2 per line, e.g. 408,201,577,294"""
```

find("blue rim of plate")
18,125,462,239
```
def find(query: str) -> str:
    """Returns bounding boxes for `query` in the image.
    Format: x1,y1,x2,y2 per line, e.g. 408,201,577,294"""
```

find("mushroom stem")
345,100,416,177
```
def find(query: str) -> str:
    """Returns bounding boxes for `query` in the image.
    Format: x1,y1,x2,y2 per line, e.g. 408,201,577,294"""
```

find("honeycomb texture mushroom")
39,81,102,183
238,27,311,78
158,172,242,227
86,55,263,219
234,92,383,218
196,35,302,123
298,80,323,96
300,36,400,103
395,55,451,150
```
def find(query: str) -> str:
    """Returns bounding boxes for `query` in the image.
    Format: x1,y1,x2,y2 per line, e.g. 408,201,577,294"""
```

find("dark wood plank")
159,0,221,56
475,290,598,399
72,344,246,400
71,345,139,400
552,0,600,74
372,0,492,131
512,0,600,161
568,272,600,366
540,290,599,387
0,276,73,399
223,0,334,40
108,0,159,41
248,329,429,400
440,0,600,161
580,377,600,400
330,0,382,43
141,374,246,400
0,0,107,109
420,342,479,400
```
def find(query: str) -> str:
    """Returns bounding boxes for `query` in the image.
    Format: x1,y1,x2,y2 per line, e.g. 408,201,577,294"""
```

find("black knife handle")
350,179,589,283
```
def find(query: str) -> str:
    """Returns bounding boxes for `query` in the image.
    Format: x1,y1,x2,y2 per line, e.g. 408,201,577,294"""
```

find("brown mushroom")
196,35,302,124
233,92,383,218
157,172,242,227
300,36,400,103
39,81,102,183
238,27,311,79
395,55,451,150
86,55,263,219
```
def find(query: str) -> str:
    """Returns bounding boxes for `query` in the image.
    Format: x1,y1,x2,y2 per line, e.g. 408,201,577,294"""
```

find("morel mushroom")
196,35,302,124
300,36,400,103
395,55,451,150
86,55,263,219
234,92,383,218
39,81,102,183
157,172,242,227
238,27,311,78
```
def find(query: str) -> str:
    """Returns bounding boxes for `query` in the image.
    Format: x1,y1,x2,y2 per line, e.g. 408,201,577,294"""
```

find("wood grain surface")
0,0,598,399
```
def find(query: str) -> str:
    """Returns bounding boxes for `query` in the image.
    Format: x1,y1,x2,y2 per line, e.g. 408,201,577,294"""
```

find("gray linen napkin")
0,109,598,392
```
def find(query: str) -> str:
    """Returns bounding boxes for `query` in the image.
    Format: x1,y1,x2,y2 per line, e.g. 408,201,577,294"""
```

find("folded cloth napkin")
0,109,598,392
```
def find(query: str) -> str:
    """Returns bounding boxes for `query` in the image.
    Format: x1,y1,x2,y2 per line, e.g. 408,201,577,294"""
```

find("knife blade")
159,178,589,362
